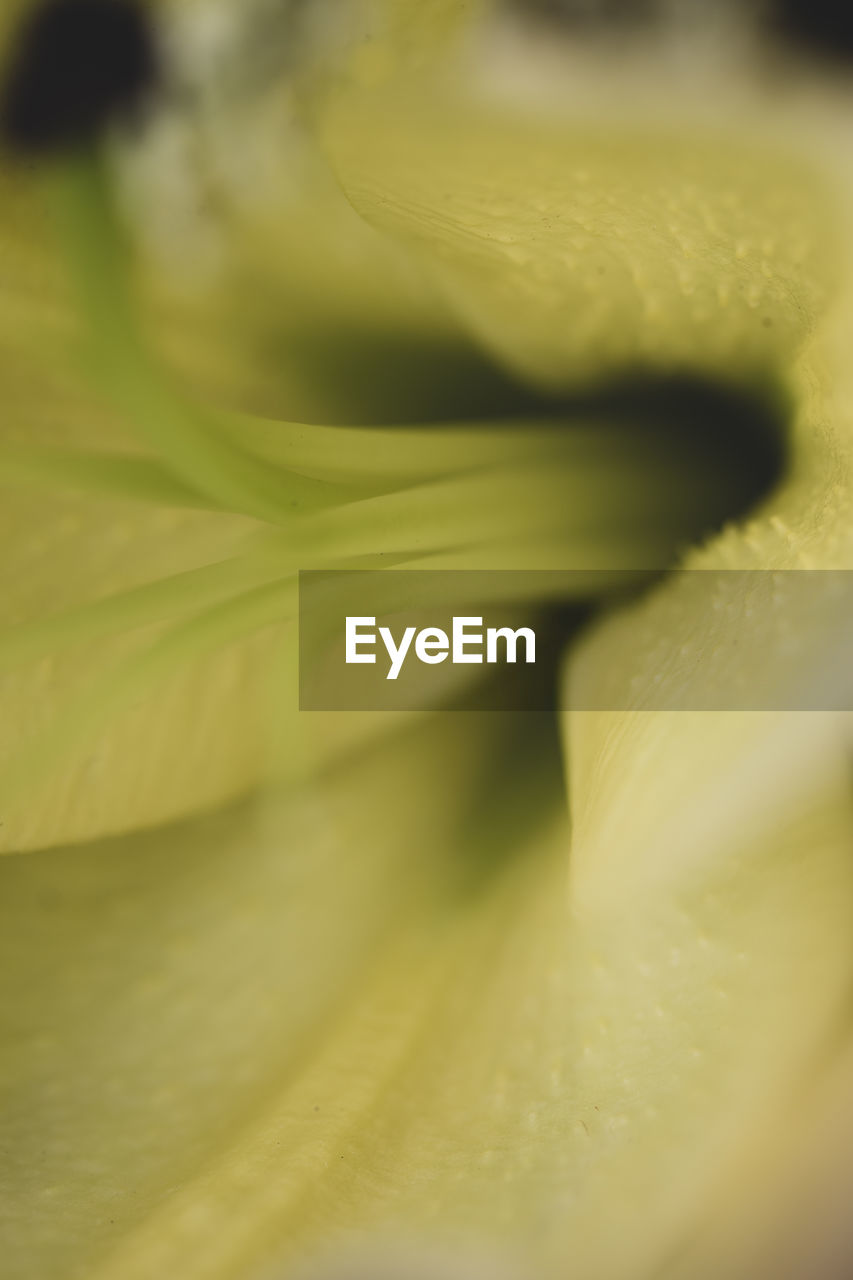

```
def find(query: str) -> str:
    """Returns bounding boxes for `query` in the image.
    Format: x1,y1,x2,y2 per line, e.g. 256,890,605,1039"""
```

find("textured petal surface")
321,82,838,390
313,53,853,1279
0,710,571,1280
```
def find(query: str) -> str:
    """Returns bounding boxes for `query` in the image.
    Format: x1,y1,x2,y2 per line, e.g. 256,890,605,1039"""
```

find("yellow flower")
1,3,853,1279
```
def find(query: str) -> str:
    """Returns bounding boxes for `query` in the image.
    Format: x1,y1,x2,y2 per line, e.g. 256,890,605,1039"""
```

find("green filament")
50,154,344,523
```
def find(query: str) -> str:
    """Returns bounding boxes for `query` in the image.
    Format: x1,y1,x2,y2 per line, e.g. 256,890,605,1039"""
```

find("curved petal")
3,9,853,1280
319,82,837,391
559,299,853,1274
0,148,298,851
0,709,573,1280
316,56,853,1279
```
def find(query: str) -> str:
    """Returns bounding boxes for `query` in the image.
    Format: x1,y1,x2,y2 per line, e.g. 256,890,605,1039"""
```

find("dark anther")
771,0,853,64
1,0,159,154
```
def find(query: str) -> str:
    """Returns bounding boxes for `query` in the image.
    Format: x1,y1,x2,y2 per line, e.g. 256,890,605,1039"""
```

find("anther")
771,0,853,64
1,0,159,155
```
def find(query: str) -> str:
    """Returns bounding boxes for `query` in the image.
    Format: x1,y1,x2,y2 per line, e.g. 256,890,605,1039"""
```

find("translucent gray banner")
298,570,853,712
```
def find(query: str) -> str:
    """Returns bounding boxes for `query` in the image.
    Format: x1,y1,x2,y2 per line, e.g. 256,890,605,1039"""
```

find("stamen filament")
0,442,223,508
50,153,343,524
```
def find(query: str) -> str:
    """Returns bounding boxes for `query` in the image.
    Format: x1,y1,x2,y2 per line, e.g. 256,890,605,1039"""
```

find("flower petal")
0,709,572,1280
0,157,291,851
559,299,853,1272
317,56,853,1277
318,68,841,393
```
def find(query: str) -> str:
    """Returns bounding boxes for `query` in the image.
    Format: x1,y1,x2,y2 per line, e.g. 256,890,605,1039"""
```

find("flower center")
0,0,797,856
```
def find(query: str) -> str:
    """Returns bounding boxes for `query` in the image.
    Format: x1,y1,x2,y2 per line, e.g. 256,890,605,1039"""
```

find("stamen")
51,154,345,524
0,443,222,509
290,432,772,567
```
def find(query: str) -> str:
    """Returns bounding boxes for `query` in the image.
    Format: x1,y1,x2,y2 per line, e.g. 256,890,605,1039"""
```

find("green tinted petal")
555,272,853,1276
321,84,837,391
0,501,283,853
5,710,848,1280
0,711,572,1280
0,156,292,851
318,54,853,1276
